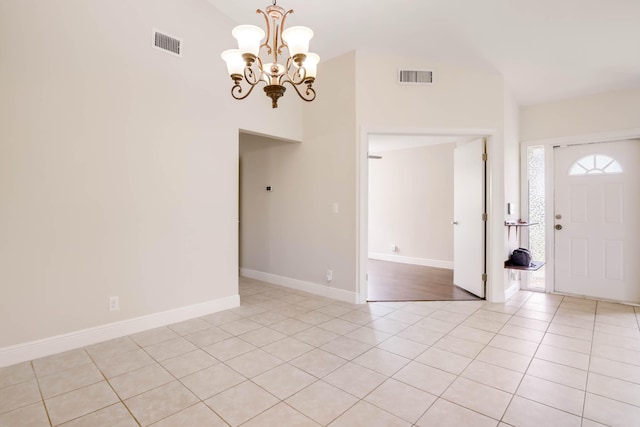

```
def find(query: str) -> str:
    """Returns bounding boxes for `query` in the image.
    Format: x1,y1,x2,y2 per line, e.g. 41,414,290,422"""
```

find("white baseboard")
240,268,357,304
368,253,453,270
505,281,521,301
0,295,240,368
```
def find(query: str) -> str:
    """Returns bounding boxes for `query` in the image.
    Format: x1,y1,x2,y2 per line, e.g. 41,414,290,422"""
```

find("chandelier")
221,1,319,109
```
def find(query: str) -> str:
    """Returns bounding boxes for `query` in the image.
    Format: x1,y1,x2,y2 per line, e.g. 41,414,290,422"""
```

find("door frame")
520,128,640,294
357,126,499,304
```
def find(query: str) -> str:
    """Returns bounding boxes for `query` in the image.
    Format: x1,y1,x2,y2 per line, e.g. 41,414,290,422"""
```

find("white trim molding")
240,268,358,304
505,281,521,301
368,253,453,270
0,295,239,368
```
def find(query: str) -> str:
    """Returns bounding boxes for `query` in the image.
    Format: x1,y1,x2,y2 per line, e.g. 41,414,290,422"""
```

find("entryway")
554,139,640,303
523,135,640,305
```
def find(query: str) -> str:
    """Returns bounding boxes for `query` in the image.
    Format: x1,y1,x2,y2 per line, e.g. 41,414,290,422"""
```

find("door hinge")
482,273,487,282
482,213,488,222
482,152,488,162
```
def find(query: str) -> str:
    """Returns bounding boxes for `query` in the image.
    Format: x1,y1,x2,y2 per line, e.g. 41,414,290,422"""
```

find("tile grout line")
496,292,564,424
580,299,599,422
399,301,508,424
30,360,54,427
85,347,143,427
475,294,535,424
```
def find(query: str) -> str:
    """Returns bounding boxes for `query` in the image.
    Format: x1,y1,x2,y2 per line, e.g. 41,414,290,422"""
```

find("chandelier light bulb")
282,26,313,65
232,25,265,58
221,49,244,78
302,53,320,80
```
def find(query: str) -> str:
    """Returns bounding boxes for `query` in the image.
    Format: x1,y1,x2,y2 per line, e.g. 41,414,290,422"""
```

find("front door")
453,138,486,298
554,140,640,303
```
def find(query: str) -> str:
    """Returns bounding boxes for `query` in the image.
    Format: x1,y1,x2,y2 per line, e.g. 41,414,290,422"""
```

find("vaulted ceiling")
209,0,640,106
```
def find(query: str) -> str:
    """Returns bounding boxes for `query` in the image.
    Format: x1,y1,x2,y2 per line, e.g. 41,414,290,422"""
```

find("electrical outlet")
109,296,120,311
390,244,397,252
326,269,333,282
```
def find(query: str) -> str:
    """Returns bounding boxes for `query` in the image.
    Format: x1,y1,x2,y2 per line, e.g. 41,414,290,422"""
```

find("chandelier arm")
281,78,316,102
273,22,280,63
244,56,265,85
246,69,255,84
257,9,272,55
277,9,294,56
233,60,265,101
284,57,307,85
231,80,260,101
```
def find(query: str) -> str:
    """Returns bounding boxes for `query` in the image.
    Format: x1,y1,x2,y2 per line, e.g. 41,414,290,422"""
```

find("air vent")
153,29,182,57
398,69,433,85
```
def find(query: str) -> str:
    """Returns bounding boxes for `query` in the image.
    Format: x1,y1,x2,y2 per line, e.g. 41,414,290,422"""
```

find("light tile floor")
2,277,640,426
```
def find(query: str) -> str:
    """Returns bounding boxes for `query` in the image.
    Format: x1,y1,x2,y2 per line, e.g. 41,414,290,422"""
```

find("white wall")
521,88,640,141
0,0,299,357
355,50,505,128
240,52,357,298
368,144,454,266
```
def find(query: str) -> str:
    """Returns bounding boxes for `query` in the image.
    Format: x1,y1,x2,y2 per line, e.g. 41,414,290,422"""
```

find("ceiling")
208,0,640,106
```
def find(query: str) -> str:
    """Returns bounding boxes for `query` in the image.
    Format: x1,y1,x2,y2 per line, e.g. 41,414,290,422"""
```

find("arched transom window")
569,154,623,175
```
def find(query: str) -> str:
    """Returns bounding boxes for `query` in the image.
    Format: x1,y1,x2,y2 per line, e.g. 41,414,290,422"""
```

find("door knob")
555,224,563,230
451,221,459,225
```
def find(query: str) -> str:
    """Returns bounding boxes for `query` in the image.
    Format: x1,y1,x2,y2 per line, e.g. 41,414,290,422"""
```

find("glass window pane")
581,155,595,170
527,146,545,290
605,162,623,173
569,155,623,175
595,155,611,170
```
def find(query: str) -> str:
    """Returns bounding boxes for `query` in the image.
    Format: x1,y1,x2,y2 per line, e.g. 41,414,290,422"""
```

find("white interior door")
554,140,640,303
453,138,486,298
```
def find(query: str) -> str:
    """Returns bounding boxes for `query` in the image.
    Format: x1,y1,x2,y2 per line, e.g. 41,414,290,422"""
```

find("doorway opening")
361,131,491,303
238,131,299,282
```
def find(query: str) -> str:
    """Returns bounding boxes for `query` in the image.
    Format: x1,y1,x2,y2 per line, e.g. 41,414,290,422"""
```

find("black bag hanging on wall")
510,248,532,266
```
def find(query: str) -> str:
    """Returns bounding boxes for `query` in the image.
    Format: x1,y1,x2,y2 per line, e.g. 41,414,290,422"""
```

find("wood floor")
367,259,482,302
